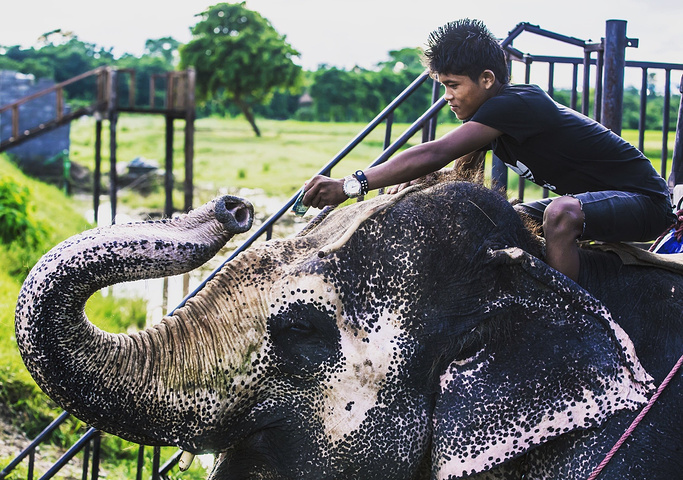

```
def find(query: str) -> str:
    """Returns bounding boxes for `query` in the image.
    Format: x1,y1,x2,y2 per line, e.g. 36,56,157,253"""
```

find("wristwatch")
343,175,363,198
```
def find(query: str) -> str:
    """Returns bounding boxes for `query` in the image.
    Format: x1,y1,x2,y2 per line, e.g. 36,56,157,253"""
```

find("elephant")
15,173,682,479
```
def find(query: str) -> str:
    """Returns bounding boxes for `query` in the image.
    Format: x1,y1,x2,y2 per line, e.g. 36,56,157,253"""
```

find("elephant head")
16,179,654,479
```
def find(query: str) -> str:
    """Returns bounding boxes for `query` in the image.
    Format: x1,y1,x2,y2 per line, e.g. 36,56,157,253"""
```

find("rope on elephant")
586,352,683,480
317,185,422,258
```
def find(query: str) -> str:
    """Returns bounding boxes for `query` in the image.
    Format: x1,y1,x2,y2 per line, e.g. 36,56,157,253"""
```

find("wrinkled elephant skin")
15,177,682,479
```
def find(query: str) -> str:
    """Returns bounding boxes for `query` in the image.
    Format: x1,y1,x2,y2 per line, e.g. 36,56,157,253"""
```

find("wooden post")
108,69,118,224
94,117,102,224
165,115,174,218
184,68,196,212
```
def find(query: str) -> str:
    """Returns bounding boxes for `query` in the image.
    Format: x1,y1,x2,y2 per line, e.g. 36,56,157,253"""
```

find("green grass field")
68,114,676,215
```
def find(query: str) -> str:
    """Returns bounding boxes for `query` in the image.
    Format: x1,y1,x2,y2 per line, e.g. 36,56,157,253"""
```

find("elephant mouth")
209,420,293,479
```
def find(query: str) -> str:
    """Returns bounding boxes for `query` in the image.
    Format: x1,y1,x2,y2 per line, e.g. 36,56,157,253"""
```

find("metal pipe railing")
172,71,439,313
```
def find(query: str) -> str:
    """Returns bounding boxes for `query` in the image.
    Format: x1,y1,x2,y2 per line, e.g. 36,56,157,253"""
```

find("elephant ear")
431,247,654,480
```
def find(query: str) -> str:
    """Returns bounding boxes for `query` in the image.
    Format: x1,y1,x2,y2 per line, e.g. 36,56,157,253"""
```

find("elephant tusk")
178,450,195,471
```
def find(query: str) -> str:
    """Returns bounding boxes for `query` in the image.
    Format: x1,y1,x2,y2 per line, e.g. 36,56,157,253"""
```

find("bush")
0,176,50,248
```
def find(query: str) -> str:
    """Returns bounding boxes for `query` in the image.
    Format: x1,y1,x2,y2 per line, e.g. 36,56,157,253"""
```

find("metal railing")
498,21,683,199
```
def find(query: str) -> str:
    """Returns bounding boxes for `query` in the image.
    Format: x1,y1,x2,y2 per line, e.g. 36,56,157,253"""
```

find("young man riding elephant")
302,18,674,283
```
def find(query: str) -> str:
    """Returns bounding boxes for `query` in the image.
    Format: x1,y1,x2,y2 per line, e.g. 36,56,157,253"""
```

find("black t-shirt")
469,84,669,198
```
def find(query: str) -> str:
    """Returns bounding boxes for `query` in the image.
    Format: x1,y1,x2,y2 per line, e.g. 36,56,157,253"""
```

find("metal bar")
661,70,672,177
27,450,34,480
582,51,592,117
80,440,90,480
547,62,555,98
519,23,588,48
383,112,394,150
500,22,527,49
571,63,579,110
428,77,440,141
136,445,145,480
639,68,648,151
602,20,627,133
90,433,100,480
39,428,99,480
0,411,71,477
594,47,604,123
491,153,508,193
158,449,183,475
152,446,161,480
670,74,683,187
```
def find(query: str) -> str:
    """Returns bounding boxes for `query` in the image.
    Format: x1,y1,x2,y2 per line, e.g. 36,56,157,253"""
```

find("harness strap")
586,353,683,480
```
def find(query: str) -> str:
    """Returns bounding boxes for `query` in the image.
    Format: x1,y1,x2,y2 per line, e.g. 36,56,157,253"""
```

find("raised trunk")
15,195,257,451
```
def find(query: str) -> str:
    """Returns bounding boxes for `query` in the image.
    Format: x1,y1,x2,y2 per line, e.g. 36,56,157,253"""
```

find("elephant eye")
269,300,341,371
285,318,315,335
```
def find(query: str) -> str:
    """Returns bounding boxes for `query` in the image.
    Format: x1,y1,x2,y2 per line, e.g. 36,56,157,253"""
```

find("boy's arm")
302,121,501,209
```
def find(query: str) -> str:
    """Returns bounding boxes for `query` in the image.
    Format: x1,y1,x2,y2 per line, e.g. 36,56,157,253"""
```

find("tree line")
0,2,679,137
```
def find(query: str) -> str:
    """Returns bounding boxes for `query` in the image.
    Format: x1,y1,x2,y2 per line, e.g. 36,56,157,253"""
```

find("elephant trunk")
15,195,255,450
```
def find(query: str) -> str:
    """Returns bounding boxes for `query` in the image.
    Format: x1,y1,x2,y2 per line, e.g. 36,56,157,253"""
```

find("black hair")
423,19,509,84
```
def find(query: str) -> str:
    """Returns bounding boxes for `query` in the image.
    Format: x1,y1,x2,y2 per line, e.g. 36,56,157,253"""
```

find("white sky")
1,0,681,85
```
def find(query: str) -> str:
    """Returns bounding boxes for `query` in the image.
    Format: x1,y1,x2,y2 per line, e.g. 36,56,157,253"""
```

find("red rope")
586,353,683,480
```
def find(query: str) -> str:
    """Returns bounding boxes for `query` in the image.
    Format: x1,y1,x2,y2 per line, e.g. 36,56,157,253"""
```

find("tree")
179,2,302,136
144,37,181,65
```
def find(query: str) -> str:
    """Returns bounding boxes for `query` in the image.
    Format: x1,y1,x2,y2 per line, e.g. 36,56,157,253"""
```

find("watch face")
344,177,361,195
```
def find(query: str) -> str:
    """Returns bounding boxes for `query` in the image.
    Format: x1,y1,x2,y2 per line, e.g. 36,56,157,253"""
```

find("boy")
301,18,674,282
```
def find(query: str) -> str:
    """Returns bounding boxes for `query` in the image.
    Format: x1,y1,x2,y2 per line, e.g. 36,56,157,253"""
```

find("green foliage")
0,32,115,103
0,176,52,277
179,2,302,136
309,48,435,124
0,176,49,247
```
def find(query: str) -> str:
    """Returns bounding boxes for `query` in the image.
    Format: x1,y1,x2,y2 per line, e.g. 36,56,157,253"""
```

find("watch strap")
353,170,369,195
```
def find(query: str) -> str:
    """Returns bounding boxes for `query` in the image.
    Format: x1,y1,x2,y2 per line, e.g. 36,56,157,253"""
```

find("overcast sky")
1,0,681,84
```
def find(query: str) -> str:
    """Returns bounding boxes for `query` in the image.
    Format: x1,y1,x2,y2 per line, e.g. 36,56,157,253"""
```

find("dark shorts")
516,191,675,242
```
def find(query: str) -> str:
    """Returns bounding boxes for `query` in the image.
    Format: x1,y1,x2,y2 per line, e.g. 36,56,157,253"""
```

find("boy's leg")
542,196,584,282
516,191,674,282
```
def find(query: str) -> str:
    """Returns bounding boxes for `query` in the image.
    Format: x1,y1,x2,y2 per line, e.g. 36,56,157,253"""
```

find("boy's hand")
303,175,347,208
386,180,415,194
